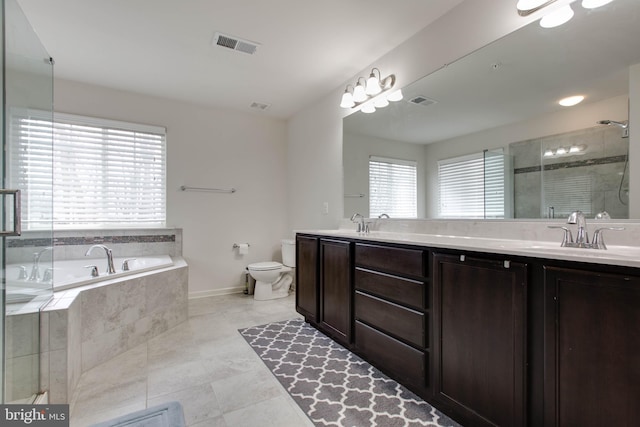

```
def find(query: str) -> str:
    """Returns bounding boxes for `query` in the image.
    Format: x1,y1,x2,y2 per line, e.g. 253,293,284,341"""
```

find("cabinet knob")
504,260,511,269
460,255,466,262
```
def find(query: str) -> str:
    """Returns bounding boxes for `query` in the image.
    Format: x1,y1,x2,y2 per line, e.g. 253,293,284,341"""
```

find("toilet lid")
248,261,282,271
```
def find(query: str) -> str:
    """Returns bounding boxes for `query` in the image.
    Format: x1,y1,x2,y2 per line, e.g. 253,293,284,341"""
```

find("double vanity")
295,220,640,427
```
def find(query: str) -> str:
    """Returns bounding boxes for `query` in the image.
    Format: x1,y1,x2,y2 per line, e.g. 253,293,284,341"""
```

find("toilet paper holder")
232,243,250,249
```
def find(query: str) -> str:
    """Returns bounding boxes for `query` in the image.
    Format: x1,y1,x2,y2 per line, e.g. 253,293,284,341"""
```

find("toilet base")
253,280,290,301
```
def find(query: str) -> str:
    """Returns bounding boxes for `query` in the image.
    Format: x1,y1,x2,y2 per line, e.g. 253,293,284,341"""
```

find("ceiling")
15,0,462,119
344,0,640,144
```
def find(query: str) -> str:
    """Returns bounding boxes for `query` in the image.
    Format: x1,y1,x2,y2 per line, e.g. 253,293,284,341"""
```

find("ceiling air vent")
250,102,271,111
409,96,438,107
212,32,260,55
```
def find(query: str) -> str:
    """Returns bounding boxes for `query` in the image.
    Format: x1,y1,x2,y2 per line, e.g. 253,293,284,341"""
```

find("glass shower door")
2,0,54,403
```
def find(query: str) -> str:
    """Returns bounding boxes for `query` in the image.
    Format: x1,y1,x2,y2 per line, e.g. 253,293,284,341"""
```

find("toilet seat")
248,261,282,271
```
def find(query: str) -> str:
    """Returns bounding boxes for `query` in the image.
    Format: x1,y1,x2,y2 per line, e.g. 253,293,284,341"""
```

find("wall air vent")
409,96,438,107
212,32,260,55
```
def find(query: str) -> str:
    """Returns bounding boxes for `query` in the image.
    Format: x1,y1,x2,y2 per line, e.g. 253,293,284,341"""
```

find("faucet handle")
84,265,99,278
18,266,28,280
592,227,624,250
548,225,574,247
122,258,137,271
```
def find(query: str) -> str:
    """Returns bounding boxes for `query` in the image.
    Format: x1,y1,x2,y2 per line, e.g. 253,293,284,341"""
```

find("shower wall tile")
5,353,40,402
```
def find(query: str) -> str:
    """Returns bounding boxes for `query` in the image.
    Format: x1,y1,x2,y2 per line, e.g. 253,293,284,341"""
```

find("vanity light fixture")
558,95,585,106
544,144,587,157
340,68,398,113
517,0,558,16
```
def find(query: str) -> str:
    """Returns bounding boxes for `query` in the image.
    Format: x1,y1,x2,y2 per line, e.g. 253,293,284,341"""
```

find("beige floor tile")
147,383,223,426
70,293,305,427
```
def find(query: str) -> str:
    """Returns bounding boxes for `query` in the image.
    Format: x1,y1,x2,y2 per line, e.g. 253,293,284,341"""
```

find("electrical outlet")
322,202,329,215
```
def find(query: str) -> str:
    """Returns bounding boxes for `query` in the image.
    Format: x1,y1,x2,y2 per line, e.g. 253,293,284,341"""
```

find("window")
9,109,166,229
369,156,417,218
438,149,505,218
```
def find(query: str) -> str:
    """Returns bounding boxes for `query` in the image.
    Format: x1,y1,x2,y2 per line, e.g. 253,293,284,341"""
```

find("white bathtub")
6,255,174,293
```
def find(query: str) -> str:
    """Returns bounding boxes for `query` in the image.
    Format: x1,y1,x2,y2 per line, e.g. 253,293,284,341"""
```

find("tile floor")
69,293,314,427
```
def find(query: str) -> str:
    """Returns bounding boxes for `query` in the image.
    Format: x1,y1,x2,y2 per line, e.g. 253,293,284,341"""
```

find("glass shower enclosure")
2,0,54,403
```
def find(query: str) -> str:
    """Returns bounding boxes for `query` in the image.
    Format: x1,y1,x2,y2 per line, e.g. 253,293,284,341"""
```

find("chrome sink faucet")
85,244,116,274
350,213,365,233
567,210,589,247
549,210,624,249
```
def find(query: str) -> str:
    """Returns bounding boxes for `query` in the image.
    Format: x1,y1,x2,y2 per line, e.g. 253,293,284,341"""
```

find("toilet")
248,239,296,301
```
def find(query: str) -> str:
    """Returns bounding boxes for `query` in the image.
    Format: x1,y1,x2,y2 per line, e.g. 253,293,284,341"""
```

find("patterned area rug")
239,318,462,427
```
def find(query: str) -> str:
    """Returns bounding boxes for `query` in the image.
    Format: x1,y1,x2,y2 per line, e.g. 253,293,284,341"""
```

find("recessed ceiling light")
540,4,574,28
559,95,585,107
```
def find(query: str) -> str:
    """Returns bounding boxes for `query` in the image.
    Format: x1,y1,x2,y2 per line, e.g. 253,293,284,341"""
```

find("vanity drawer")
355,320,426,390
355,243,424,277
355,291,425,347
355,268,425,310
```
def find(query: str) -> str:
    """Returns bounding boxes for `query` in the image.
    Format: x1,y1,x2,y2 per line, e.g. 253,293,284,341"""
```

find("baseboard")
188,286,246,299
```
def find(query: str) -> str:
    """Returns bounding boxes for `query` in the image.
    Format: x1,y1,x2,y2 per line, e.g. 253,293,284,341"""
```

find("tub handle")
84,265,99,278
122,259,137,271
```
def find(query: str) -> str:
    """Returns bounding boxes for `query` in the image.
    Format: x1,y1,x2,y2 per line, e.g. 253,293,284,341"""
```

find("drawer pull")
460,255,465,262
504,260,510,268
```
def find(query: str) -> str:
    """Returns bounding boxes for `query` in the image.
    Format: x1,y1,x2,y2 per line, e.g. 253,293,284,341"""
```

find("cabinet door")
544,267,640,427
319,239,352,345
433,253,526,427
295,235,318,321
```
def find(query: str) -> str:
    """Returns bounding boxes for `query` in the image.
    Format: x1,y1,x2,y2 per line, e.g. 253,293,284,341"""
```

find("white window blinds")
9,109,166,229
369,156,417,218
438,149,505,219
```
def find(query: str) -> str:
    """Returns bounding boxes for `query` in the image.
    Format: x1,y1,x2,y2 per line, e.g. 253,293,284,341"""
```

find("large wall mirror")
343,0,639,220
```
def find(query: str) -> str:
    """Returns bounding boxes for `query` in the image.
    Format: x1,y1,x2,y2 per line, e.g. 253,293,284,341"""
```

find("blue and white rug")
239,318,462,427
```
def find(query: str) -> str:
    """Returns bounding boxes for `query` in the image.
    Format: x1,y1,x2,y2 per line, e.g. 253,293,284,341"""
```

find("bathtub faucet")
29,246,53,281
85,244,116,274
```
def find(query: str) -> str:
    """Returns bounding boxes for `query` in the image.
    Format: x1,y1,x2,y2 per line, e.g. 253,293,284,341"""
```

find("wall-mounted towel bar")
180,185,236,193
344,193,365,198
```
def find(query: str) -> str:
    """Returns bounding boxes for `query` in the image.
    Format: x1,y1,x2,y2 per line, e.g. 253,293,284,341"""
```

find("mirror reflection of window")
438,149,505,219
369,156,417,218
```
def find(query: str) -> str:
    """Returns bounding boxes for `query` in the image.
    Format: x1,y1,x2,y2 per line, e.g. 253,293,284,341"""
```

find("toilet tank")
281,239,296,267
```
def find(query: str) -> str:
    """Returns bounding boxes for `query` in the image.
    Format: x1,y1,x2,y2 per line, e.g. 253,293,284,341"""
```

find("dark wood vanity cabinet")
543,266,640,427
432,253,527,427
295,234,319,321
318,238,353,345
353,243,429,393
297,232,640,427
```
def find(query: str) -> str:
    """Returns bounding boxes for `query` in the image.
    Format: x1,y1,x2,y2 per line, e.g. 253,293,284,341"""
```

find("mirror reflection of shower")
598,119,629,206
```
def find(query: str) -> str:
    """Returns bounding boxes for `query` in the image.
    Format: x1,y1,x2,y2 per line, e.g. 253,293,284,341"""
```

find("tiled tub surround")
41,258,188,406
6,228,183,264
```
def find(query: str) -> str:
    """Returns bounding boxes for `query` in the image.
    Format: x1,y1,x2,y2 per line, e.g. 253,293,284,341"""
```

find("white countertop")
298,229,640,269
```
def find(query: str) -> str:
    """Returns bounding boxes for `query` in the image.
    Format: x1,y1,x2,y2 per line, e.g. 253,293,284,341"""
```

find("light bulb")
544,149,554,157
361,104,376,114
353,82,367,103
373,97,389,108
582,0,613,9
540,5,574,28
365,72,382,96
569,146,580,153
387,90,403,102
340,89,355,108
556,147,567,155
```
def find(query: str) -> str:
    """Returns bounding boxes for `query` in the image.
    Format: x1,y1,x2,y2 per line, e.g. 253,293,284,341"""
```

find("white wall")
630,64,640,217
54,79,288,297
423,95,629,217
343,132,426,218
286,0,545,229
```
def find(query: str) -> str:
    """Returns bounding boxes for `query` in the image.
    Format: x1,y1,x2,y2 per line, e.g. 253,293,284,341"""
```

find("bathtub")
6,255,175,293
